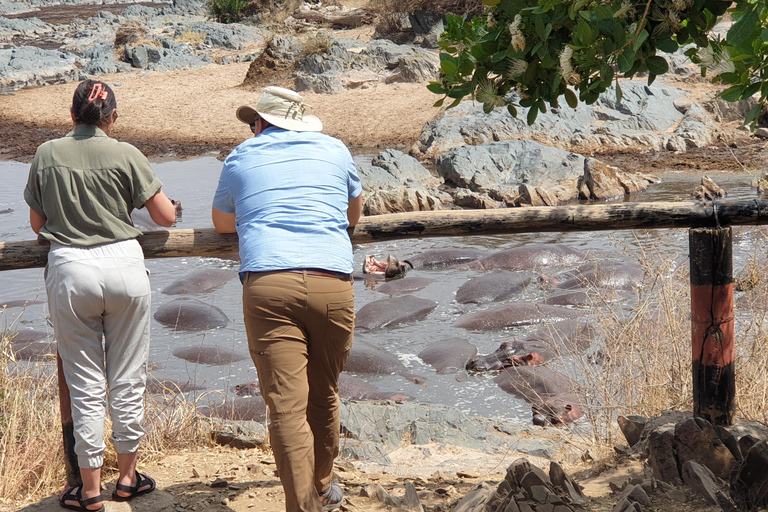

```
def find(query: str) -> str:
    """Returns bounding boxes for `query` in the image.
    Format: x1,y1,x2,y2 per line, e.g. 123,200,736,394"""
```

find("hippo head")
231,382,259,397
465,340,545,372
363,254,412,279
532,402,584,426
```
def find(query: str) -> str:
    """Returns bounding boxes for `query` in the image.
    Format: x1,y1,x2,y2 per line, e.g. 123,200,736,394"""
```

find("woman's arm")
212,207,237,233
29,208,46,234
144,190,177,227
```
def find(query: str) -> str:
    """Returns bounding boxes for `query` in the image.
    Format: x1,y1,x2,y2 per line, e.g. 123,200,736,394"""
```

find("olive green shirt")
24,125,163,246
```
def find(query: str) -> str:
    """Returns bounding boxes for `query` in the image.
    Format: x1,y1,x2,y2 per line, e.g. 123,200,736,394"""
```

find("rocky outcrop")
294,37,439,93
358,149,447,215
413,81,729,161
616,412,768,510
433,140,660,207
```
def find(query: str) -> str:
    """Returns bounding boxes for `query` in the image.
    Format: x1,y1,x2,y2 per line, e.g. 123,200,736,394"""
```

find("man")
212,86,362,512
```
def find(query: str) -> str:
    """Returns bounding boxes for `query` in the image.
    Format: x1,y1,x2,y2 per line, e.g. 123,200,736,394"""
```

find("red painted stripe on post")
690,283,735,367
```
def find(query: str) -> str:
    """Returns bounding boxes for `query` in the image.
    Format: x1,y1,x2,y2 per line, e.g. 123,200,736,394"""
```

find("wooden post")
57,353,81,487
689,227,735,425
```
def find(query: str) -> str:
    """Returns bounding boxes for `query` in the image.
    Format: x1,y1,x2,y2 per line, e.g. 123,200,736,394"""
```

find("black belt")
287,269,352,281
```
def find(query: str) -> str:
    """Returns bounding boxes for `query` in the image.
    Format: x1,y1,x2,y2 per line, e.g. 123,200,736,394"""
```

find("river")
0,156,764,426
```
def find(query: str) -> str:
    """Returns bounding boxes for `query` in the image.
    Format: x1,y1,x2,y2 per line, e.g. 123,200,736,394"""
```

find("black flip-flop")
59,485,105,512
111,470,157,502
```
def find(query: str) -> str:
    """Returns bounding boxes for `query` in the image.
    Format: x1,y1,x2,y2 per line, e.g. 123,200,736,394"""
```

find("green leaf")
440,61,458,74
594,5,612,20
507,104,518,117
656,38,679,53
631,29,648,52
743,82,762,98
616,82,623,103
427,82,445,94
492,51,507,63
745,103,762,127
565,88,578,108
646,56,669,76
482,0,500,5
575,22,593,46
727,7,759,46
719,85,744,102
538,98,547,113
617,49,636,73
446,97,462,109
527,104,540,124
433,98,445,107
458,58,475,75
483,102,495,114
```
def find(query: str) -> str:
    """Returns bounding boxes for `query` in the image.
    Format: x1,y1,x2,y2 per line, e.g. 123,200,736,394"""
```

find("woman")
24,79,176,511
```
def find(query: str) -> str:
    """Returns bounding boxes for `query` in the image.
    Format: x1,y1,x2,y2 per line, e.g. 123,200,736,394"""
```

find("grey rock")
452,482,495,512
681,460,721,505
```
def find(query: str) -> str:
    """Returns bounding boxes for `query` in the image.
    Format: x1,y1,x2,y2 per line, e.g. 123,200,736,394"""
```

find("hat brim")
235,105,323,133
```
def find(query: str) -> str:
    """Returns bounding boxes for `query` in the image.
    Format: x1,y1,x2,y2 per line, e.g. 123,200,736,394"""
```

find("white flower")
698,45,735,77
505,59,528,80
508,15,525,52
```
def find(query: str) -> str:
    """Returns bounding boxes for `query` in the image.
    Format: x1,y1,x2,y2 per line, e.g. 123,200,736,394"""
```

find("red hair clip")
88,83,109,102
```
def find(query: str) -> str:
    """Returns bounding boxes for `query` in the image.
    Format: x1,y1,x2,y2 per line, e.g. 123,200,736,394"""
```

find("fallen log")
291,7,375,28
3,199,768,271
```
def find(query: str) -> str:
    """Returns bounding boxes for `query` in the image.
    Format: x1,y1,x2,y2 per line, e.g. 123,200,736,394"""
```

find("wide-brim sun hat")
236,86,323,132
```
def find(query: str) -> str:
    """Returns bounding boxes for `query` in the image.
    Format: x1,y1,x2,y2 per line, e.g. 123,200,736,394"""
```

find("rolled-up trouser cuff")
112,439,142,455
78,454,104,469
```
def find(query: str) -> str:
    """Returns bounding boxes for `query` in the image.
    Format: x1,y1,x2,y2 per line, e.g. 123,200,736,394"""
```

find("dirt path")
0,61,442,163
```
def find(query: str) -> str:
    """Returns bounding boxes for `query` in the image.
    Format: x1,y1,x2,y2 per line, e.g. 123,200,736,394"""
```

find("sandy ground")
0,58,443,162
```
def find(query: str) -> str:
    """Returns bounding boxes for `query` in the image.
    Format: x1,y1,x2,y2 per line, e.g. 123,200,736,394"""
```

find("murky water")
1,156,765,425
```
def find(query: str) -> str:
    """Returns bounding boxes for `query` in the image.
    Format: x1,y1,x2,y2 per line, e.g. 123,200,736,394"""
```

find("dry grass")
174,29,207,45
0,308,212,504
4,228,768,502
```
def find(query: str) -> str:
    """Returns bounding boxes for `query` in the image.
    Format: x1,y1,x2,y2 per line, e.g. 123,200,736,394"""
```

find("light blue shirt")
213,126,362,274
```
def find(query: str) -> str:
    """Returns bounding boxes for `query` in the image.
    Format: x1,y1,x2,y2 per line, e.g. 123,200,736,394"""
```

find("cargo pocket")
327,298,355,351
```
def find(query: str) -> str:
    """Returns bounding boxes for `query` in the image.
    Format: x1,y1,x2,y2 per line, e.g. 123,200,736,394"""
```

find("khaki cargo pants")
242,270,354,512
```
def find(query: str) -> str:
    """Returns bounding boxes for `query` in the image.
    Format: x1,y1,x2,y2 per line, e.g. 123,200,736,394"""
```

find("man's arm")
29,208,46,234
212,207,237,233
347,194,362,228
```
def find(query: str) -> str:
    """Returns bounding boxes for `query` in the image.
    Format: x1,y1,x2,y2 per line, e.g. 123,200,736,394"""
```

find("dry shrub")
114,20,147,47
0,326,63,502
174,29,207,45
0,308,211,504
250,0,303,25
301,31,335,57
369,0,486,38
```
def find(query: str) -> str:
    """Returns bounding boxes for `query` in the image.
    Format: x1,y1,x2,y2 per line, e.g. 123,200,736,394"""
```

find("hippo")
557,261,646,291
161,268,235,295
418,338,478,374
344,339,425,384
355,295,437,330
146,377,206,395
376,277,434,295
466,320,596,371
494,366,586,426
1,299,46,309
453,302,576,331
466,340,548,372
363,254,412,279
231,374,410,401
198,396,267,422
455,271,532,304
474,244,585,271
172,346,249,365
10,330,55,361
403,248,485,269
154,298,229,330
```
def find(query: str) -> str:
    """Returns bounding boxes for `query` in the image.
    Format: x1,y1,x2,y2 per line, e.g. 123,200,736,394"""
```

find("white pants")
46,239,150,469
